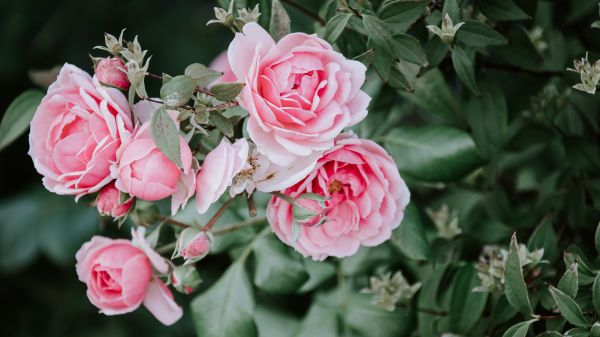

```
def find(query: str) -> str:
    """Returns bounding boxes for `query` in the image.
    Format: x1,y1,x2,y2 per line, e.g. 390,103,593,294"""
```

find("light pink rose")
95,57,130,90
75,228,182,325
267,133,410,260
173,227,213,264
195,138,248,214
227,22,371,167
113,119,193,204
209,51,237,85
29,64,133,198
96,182,133,218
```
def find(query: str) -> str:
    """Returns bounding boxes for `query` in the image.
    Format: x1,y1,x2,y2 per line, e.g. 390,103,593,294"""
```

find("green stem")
238,226,271,262
202,197,236,232
212,217,267,235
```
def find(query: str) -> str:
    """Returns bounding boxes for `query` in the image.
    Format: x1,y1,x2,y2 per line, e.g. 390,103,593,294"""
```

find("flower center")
328,180,344,194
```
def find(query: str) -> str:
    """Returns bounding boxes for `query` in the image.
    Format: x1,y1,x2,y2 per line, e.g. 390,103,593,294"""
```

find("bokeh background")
0,1,317,336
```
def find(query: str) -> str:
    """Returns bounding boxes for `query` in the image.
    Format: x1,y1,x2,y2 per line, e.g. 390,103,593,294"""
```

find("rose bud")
95,182,133,219
292,193,328,227
95,57,130,90
173,228,213,264
170,265,202,294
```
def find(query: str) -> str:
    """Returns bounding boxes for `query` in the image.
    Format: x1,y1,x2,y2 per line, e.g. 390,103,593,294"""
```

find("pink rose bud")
292,193,328,227
95,57,130,90
96,182,133,218
173,228,213,264
170,265,201,294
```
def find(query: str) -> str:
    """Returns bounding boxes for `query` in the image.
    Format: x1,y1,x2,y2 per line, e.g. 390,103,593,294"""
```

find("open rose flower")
29,63,133,198
267,133,410,260
96,182,133,218
113,103,196,214
75,227,182,325
227,22,370,167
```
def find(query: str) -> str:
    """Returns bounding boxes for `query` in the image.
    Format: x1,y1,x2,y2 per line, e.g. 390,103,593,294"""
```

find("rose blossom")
267,133,410,260
29,64,133,198
75,227,182,325
227,22,371,167
95,57,130,90
96,182,133,218
113,112,195,213
209,51,237,85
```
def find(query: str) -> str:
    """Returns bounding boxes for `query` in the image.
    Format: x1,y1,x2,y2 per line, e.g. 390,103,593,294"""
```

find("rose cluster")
27,22,409,324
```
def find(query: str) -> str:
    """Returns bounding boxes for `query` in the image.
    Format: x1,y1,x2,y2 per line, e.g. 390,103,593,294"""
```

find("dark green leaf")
549,285,590,328
401,69,459,124
384,126,483,182
528,218,559,262
269,0,290,40
558,262,579,299
210,82,244,101
442,0,460,23
449,265,489,334
456,21,508,47
595,222,600,254
298,259,337,293
322,13,352,43
379,0,428,33
252,235,308,294
592,272,600,315
480,0,530,21
185,63,223,87
151,106,182,168
389,65,413,92
564,327,590,337
452,46,480,95
493,26,542,70
393,34,428,66
505,234,533,315
363,15,395,81
191,261,258,337
0,89,44,151
344,294,414,337
160,75,195,107
255,306,299,337
294,303,338,337
502,319,537,337
391,203,432,260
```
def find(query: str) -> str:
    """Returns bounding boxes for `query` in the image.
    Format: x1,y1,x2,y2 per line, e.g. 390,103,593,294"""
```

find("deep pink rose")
95,57,130,90
227,23,370,167
267,133,410,260
96,182,133,218
75,228,182,325
195,138,248,214
29,64,133,198
113,119,193,205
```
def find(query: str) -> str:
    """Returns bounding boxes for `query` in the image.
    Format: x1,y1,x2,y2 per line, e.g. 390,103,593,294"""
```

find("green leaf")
479,0,530,21
393,34,428,66
298,259,336,293
210,82,244,101
401,69,459,124
391,203,432,260
465,80,508,159
252,235,308,294
456,21,508,48
294,303,338,337
344,294,414,337
549,285,590,328
0,89,44,151
449,264,489,334
255,306,299,337
502,319,537,337
592,272,600,315
185,63,222,87
505,234,533,315
595,222,600,254
442,0,460,23
191,261,258,337
418,264,449,337
564,327,590,337
151,106,182,168
322,13,352,43
363,15,395,81
160,75,195,107
384,126,483,182
269,0,290,40
528,218,559,262
452,46,480,95
389,65,414,92
558,262,579,299
379,0,428,33
492,26,542,70
209,112,234,138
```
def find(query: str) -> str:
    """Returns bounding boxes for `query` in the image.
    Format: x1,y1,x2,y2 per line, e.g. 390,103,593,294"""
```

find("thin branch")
281,0,325,25
157,215,191,229
212,217,267,235
202,197,236,232
247,193,257,217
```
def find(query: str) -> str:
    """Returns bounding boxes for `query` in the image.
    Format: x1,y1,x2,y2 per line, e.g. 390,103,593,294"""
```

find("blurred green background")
0,0,315,335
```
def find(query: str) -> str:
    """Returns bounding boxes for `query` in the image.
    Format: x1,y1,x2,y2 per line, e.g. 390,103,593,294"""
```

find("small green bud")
171,264,202,294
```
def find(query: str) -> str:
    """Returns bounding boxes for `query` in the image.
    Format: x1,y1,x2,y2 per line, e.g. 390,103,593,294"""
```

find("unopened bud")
173,228,213,264
95,57,130,90
170,264,202,294
95,183,133,219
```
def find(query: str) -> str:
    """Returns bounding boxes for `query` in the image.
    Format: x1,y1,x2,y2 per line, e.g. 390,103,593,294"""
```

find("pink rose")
75,228,182,325
209,51,237,85
267,133,410,260
96,182,133,218
195,138,248,214
114,119,193,205
29,64,133,198
227,22,371,167
95,57,130,90
173,227,213,264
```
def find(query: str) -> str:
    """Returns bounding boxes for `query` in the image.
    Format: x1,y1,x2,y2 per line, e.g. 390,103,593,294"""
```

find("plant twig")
202,197,236,232
281,0,325,25
212,217,267,235
157,215,191,229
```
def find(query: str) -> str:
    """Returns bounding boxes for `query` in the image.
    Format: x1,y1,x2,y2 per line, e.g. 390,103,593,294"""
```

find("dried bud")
95,57,130,90
234,4,261,30
95,183,133,219
426,14,465,46
94,29,125,56
173,228,213,264
426,204,462,239
170,264,202,294
207,4,234,27
567,52,600,94
362,271,422,311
